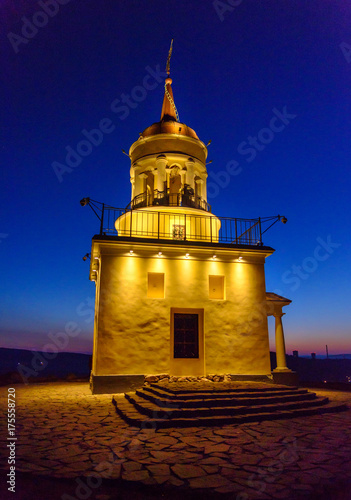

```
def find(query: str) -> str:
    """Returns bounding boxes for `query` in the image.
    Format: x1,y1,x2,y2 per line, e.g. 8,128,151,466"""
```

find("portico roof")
266,292,292,305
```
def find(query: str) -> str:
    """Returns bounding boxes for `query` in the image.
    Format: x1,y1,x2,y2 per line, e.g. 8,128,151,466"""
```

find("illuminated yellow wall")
115,207,220,243
91,241,272,377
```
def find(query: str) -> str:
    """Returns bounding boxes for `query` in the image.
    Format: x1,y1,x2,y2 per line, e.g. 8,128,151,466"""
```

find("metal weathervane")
166,38,173,76
164,38,179,122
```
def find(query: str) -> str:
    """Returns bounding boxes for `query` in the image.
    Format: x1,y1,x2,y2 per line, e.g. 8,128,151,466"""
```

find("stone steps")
137,386,315,408
127,392,331,418
143,383,306,397
147,382,298,395
112,382,348,429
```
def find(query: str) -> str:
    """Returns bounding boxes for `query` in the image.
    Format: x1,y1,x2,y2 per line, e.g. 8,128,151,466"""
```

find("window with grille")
172,224,185,240
173,313,199,358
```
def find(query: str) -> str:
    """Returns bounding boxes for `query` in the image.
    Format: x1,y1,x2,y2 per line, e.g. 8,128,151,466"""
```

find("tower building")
82,44,293,393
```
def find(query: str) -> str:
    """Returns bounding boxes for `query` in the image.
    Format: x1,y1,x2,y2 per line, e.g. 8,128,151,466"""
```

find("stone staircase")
112,381,348,429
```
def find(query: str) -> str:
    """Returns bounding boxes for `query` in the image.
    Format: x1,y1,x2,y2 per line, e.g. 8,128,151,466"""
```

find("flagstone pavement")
1,382,351,500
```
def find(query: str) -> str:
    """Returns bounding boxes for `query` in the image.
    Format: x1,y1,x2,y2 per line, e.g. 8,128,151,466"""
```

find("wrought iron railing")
80,198,287,246
125,188,211,212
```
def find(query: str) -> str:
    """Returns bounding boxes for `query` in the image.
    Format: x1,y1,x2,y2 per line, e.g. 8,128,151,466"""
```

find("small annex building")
83,47,294,394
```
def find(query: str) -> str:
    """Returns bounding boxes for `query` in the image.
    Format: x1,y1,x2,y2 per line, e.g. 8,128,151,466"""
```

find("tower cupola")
116,42,220,242
128,40,210,213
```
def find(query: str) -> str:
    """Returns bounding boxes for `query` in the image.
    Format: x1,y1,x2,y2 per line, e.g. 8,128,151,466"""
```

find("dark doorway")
173,313,199,358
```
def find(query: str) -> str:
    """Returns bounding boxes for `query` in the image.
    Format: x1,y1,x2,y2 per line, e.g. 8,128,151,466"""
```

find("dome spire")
160,39,179,122
166,38,173,77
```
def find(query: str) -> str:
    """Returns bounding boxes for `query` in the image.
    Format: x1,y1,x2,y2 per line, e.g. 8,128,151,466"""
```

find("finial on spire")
161,39,179,122
166,38,173,76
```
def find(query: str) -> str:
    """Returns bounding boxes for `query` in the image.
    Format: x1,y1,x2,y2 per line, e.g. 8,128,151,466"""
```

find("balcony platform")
92,233,274,252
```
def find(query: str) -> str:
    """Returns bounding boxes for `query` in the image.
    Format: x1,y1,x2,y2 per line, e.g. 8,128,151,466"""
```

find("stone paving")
1,382,351,499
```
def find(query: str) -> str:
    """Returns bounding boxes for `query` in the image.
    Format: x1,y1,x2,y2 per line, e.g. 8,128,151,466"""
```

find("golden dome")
140,120,199,140
139,73,200,141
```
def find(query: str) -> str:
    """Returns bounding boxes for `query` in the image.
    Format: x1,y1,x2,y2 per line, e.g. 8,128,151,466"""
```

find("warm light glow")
209,275,225,299
115,207,221,243
158,252,162,257
238,256,243,261
91,241,272,377
129,250,134,255
232,258,249,286
147,272,165,298
212,255,216,260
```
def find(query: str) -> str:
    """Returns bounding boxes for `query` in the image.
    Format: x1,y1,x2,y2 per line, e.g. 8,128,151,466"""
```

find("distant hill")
326,354,351,360
0,347,91,380
1,348,350,385
299,354,351,360
271,352,351,383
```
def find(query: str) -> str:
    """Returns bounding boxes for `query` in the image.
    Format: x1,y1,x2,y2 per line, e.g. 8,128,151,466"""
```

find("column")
155,155,167,192
133,171,144,198
130,177,135,200
274,312,290,371
195,178,203,209
138,172,148,189
185,158,195,190
195,178,203,197
202,172,208,203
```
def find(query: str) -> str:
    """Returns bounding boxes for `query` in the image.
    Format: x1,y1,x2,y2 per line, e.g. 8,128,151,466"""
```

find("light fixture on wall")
185,253,190,259
129,250,134,255
212,255,216,260
82,253,91,261
80,198,90,207
238,256,243,262
121,149,131,158
158,252,162,257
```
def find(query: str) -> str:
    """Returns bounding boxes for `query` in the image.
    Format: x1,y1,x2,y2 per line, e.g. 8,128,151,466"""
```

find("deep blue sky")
1,0,350,356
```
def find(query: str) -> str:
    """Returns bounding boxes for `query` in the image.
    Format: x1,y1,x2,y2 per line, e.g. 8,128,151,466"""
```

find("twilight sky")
1,0,350,356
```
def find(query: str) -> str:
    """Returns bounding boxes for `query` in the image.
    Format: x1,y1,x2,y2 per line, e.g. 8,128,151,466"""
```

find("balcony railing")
125,188,211,212
81,198,287,246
